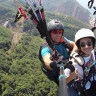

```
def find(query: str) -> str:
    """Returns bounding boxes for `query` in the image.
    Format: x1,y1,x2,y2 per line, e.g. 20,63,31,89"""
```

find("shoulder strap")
39,42,49,62
93,49,96,60
84,54,93,67
39,42,56,62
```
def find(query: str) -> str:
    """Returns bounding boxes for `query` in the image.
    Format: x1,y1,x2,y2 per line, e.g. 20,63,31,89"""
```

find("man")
40,19,78,96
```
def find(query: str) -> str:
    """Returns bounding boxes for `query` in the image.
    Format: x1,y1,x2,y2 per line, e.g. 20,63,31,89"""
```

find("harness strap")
84,54,92,67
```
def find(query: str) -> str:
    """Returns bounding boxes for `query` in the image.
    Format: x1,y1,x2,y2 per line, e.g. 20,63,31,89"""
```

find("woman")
65,28,96,96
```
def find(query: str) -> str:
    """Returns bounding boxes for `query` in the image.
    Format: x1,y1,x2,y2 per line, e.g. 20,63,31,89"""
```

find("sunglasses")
80,41,92,47
51,30,63,34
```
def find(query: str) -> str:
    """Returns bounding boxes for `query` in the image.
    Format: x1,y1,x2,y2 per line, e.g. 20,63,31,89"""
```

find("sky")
76,0,96,13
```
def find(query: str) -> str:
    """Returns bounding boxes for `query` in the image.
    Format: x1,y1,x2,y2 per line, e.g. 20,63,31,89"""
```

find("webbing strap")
84,54,92,67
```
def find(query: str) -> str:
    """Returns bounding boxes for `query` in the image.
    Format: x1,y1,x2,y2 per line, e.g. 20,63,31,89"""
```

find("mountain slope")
42,0,91,24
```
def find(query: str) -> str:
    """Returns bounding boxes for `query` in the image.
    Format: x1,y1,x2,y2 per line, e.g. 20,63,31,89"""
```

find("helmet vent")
54,19,59,23
57,24,60,28
55,21,59,23
47,19,64,32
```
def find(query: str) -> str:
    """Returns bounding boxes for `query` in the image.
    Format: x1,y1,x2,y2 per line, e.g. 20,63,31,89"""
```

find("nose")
85,44,89,48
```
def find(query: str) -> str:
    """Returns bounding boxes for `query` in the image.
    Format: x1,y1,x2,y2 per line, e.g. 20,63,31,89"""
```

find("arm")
43,54,53,70
41,46,54,70
69,41,78,56
41,46,64,71
64,37,78,55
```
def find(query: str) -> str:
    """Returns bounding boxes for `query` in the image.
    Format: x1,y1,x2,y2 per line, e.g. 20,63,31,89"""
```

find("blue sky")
76,0,96,13
76,0,88,9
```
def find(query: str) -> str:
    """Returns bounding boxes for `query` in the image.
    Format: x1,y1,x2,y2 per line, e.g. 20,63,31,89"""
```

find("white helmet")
75,28,96,48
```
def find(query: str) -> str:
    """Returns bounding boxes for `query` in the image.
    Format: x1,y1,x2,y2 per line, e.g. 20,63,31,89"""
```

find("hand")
64,64,76,78
50,54,65,71
64,68,71,77
65,68,78,83
70,68,78,80
64,61,75,72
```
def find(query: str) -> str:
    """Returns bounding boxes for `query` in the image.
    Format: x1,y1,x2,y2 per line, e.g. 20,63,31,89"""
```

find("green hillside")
1,19,96,95
0,26,11,49
0,26,58,96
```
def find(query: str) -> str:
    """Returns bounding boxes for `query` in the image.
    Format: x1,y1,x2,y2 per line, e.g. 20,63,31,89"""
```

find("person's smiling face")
80,37,93,56
50,30,63,43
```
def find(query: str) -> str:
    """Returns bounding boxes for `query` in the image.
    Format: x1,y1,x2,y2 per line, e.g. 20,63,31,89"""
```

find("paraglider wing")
14,11,23,23
14,0,28,22
88,0,94,8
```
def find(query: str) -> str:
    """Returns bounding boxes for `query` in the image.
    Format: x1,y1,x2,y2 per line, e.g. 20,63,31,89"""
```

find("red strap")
18,7,28,20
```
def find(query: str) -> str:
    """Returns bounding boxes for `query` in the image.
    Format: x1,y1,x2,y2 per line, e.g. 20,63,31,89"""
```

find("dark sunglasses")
80,41,92,47
51,30,63,34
